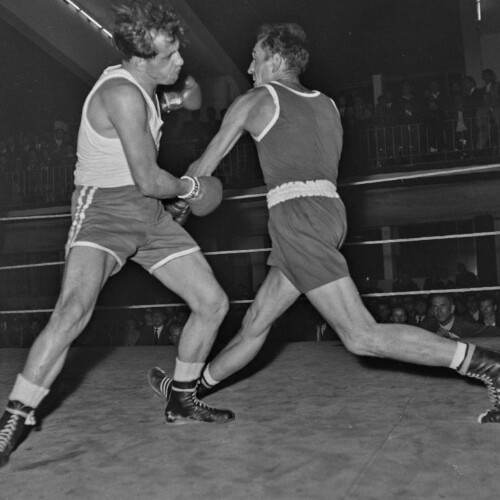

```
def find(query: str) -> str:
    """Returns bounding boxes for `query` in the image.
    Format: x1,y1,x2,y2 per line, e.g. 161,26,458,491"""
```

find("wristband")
178,176,201,200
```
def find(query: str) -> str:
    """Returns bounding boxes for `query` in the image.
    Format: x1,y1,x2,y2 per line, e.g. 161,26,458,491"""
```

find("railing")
1,164,75,207
346,114,500,171
2,116,500,210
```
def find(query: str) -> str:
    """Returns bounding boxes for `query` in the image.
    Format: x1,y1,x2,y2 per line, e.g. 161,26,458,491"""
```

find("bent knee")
339,327,378,356
238,306,272,340
192,287,229,320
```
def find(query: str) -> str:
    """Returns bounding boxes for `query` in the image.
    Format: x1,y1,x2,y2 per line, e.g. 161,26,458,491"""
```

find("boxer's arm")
186,87,275,177
102,81,192,199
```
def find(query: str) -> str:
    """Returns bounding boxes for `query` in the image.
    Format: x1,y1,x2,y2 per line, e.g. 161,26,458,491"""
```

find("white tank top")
74,65,163,188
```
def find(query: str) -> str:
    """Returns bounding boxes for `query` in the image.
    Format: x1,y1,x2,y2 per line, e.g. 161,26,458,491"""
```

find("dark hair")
429,293,454,305
257,23,309,74
112,1,184,60
482,68,496,80
479,294,496,306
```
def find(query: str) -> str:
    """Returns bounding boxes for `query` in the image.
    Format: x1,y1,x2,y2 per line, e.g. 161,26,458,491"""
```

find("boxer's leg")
200,267,300,387
0,247,116,467
307,276,456,365
148,267,300,399
151,250,234,423
307,276,500,423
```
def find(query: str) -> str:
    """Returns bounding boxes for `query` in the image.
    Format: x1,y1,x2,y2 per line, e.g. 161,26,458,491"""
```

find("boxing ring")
2,165,500,498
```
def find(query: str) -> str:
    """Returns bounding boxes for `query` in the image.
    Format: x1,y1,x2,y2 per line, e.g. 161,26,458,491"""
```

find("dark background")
0,0,465,137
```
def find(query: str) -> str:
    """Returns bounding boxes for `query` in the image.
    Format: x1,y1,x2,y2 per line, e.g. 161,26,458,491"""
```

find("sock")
200,364,220,390
8,374,49,408
173,358,204,383
451,342,475,373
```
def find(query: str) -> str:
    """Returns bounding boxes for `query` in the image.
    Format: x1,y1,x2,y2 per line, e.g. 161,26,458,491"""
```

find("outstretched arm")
186,87,274,177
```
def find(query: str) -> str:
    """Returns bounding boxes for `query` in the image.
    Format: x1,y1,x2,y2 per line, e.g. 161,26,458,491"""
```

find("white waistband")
267,180,339,208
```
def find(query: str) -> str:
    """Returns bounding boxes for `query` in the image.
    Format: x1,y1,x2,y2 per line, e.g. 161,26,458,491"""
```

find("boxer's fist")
179,176,223,216
160,76,202,113
166,199,191,225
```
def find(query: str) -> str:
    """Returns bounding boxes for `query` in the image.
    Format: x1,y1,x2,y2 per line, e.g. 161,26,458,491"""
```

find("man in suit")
136,309,172,346
420,293,500,339
410,296,429,326
479,295,500,327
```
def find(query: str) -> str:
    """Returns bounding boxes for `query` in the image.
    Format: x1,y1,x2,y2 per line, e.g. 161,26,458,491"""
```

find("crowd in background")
3,284,500,348
1,71,500,208
339,69,500,169
1,71,500,347
0,305,190,349
0,125,76,176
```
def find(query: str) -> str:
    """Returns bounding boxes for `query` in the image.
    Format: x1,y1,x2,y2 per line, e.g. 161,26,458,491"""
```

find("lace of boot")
164,380,234,424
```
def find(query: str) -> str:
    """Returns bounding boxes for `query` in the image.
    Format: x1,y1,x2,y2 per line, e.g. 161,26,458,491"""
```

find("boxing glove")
166,199,191,225
160,76,202,113
179,176,223,216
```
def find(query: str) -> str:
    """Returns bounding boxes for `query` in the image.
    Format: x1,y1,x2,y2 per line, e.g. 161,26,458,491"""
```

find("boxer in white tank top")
0,1,235,469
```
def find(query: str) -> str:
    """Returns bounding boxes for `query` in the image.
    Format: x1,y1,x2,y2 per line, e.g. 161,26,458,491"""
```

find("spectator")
336,95,352,127
374,91,399,165
423,80,448,153
476,69,500,153
352,95,373,126
463,293,480,323
168,321,183,346
136,309,172,346
455,262,477,288
399,82,420,121
399,82,421,160
462,76,483,153
420,293,500,339
50,127,69,166
390,306,408,324
379,90,400,127
121,316,142,346
479,295,500,327
142,308,154,330
453,295,466,317
374,301,391,323
411,296,429,326
401,295,416,323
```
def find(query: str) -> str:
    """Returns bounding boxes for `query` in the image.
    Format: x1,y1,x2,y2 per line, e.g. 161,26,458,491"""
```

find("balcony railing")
1,116,500,210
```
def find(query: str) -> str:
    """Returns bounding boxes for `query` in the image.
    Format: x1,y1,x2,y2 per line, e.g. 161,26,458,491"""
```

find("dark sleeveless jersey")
251,81,343,190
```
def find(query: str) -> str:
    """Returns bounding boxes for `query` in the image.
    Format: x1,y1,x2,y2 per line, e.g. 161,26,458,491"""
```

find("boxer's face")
248,39,273,87
144,35,183,86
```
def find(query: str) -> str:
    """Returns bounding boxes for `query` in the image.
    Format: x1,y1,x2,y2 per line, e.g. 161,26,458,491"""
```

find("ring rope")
2,162,499,223
1,287,499,316
0,214,70,222
362,285,500,298
1,229,499,272
0,299,255,315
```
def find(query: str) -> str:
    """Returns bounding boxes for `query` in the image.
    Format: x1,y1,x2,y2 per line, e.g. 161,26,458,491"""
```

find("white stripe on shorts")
65,186,97,255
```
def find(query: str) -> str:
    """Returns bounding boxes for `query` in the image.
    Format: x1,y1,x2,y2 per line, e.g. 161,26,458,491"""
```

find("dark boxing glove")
160,76,202,113
166,199,191,225
178,176,223,216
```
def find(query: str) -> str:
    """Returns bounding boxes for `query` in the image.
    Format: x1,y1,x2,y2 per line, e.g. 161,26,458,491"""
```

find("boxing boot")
164,380,234,424
148,367,211,402
458,345,500,423
0,401,36,468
